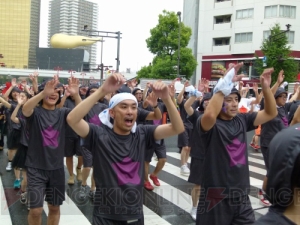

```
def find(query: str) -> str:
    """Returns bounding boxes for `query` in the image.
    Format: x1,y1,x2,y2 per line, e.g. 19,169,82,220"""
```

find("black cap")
230,87,241,102
274,87,288,99
116,84,131,93
199,92,212,111
86,84,99,97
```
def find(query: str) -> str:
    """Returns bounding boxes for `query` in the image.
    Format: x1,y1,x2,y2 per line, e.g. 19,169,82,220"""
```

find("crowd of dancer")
0,62,299,225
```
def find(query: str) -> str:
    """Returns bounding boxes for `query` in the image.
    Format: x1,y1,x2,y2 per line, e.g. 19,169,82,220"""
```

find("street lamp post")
81,26,122,73
177,11,181,78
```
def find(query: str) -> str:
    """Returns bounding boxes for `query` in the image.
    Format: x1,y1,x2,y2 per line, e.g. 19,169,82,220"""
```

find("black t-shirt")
260,103,292,147
136,107,151,125
25,106,71,170
179,100,193,129
99,98,109,106
254,206,296,225
84,103,107,125
197,113,257,198
0,105,5,121
188,110,204,159
287,100,300,124
83,124,157,221
8,101,22,130
19,118,29,146
64,98,78,138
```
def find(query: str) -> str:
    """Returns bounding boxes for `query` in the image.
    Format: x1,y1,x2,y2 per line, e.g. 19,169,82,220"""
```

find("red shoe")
258,190,271,207
150,174,160,186
254,145,261,150
144,181,154,191
249,143,255,149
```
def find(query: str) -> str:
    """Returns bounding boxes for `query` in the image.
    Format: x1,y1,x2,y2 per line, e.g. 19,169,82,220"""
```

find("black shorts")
188,157,204,185
261,146,269,173
7,129,21,149
93,215,144,225
177,128,192,148
82,147,93,167
64,137,81,157
27,167,65,208
12,144,28,169
144,141,167,162
196,194,255,225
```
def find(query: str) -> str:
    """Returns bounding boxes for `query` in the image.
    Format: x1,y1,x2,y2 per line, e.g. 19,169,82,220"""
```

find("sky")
40,0,184,72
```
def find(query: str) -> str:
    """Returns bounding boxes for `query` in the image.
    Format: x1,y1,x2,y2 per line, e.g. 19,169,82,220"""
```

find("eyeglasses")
135,92,142,95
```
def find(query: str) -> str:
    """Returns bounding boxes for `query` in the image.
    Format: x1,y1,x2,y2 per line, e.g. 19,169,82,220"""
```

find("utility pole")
177,11,181,78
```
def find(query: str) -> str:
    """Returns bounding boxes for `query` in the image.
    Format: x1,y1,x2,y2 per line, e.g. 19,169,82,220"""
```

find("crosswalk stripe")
143,205,172,225
248,157,265,166
0,177,12,225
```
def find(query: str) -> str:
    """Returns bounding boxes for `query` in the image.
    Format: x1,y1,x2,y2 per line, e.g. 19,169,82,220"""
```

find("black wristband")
153,104,158,109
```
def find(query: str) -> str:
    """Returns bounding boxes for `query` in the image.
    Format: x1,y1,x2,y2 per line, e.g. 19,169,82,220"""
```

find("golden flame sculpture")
50,33,102,48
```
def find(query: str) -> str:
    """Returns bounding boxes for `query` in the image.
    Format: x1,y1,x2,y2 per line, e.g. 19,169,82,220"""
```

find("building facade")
183,0,300,83
0,0,40,69
48,0,98,66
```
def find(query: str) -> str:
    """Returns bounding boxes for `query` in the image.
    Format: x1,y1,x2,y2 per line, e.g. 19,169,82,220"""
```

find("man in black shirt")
254,124,300,225
67,73,184,225
22,76,81,225
197,64,277,225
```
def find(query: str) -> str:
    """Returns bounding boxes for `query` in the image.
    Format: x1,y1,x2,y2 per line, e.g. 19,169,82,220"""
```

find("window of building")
286,31,295,43
279,5,296,18
216,0,231,2
263,30,295,44
215,15,231,24
265,5,278,18
214,38,230,46
235,32,253,43
236,8,254,19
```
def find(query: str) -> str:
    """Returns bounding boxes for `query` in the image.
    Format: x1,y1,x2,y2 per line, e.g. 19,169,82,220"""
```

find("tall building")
183,0,300,83
48,0,98,66
0,0,40,69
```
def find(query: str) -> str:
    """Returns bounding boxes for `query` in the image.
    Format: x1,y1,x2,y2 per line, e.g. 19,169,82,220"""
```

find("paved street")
0,131,268,225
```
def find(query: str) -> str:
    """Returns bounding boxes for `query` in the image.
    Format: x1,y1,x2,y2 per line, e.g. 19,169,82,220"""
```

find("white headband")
99,93,138,133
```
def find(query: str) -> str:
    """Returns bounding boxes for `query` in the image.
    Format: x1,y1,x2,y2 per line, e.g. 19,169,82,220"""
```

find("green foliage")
137,10,197,81
255,23,298,84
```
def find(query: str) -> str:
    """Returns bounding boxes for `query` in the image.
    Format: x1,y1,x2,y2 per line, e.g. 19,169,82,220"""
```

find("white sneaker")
6,162,12,171
190,207,197,221
180,164,190,175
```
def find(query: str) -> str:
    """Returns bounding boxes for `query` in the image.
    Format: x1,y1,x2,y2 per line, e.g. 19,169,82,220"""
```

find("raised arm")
143,92,162,120
10,95,26,124
250,83,260,105
176,81,189,105
22,76,59,117
253,68,278,126
29,71,39,94
185,79,205,116
184,95,197,116
153,81,184,140
3,78,17,100
270,70,284,95
67,73,125,138
290,105,300,126
201,63,244,131
0,97,12,109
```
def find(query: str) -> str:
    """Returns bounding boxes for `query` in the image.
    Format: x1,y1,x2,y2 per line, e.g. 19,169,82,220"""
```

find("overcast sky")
40,0,183,72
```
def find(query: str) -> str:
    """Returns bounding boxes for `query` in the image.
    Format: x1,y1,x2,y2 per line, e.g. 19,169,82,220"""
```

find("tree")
255,23,298,84
137,10,197,81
